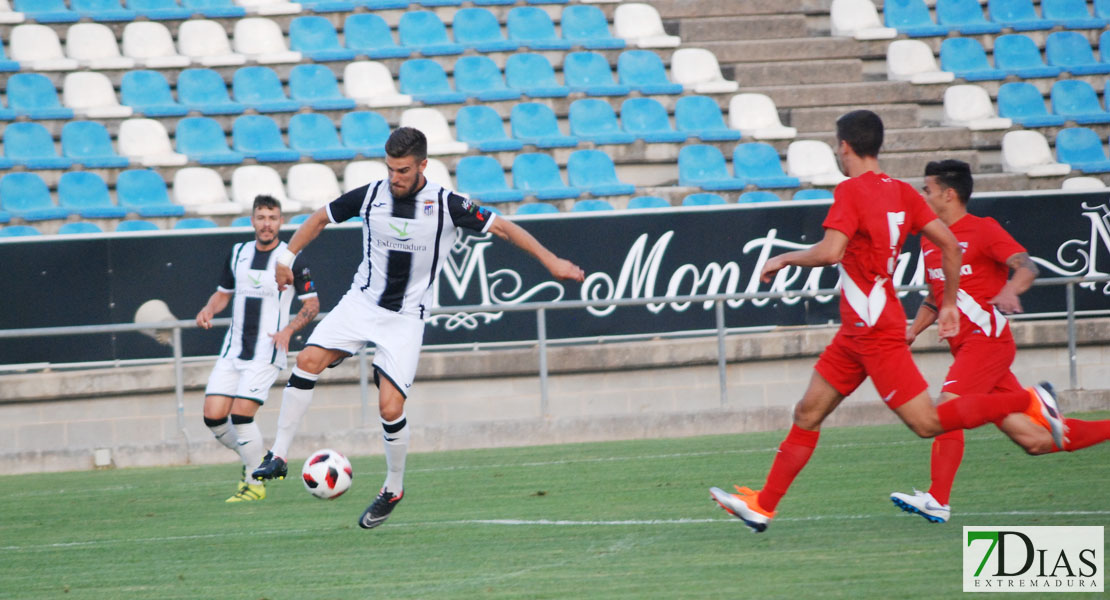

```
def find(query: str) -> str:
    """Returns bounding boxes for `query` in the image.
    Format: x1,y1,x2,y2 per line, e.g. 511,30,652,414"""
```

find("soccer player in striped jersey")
195,194,320,502
890,159,1110,523
251,127,585,529
709,111,1067,533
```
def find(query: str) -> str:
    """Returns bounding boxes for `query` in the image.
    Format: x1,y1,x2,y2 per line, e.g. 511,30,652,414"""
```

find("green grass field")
2,414,1107,600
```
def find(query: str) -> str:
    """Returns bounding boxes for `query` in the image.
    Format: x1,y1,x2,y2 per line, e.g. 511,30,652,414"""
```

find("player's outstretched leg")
358,488,404,529
710,486,775,532
1026,382,1067,450
252,450,287,481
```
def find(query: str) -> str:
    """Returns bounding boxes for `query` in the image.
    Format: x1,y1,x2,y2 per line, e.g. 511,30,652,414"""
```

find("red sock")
927,430,964,506
760,425,820,512
936,391,1029,431
1051,418,1110,452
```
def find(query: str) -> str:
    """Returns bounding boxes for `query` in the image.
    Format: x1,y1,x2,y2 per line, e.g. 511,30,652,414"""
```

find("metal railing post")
715,300,728,408
1067,281,1078,390
537,308,549,417
172,326,185,437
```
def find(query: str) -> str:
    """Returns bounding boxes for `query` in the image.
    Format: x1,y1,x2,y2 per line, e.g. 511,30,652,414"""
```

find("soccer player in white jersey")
252,127,585,529
196,195,320,502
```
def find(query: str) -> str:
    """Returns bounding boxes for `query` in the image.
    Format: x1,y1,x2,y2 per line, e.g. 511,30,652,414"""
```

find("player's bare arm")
906,290,939,345
195,290,232,329
488,217,586,282
269,296,320,352
760,228,849,283
989,252,1039,314
276,208,331,290
920,218,962,339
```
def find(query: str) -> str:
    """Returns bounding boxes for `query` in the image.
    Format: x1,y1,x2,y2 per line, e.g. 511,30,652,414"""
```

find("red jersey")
824,171,937,337
921,213,1026,349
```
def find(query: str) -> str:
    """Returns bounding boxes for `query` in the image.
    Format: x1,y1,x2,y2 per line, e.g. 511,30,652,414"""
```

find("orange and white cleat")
1025,382,1067,450
710,485,775,533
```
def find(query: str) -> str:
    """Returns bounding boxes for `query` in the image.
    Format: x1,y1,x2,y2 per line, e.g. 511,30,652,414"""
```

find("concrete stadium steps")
670,14,812,42
787,104,921,133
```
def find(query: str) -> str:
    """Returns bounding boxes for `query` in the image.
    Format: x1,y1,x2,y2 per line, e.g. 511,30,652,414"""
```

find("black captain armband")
922,302,938,312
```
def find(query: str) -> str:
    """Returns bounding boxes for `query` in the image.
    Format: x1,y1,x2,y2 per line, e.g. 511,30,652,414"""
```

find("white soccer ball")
301,449,353,500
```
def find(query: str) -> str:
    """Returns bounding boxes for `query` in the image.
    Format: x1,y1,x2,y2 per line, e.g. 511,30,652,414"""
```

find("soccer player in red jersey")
709,111,1066,533
889,160,1110,523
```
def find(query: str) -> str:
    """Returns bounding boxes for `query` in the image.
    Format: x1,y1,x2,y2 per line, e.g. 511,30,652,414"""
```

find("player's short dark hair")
835,110,884,158
925,159,973,204
253,194,281,212
385,127,428,162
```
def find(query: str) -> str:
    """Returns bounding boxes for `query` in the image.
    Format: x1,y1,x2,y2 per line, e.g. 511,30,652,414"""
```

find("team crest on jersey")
424,199,435,215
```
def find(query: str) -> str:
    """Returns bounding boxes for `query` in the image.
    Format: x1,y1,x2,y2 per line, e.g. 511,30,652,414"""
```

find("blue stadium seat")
289,64,357,110
0,211,8,224
505,53,570,98
1055,127,1110,172
617,51,684,95
935,0,1003,34
417,0,462,7
174,217,219,229
0,39,20,73
564,51,631,96
792,189,834,200
59,172,127,219
180,0,245,17
175,117,245,165
567,150,635,196
399,59,467,104
1042,0,1107,29
733,143,800,189
341,111,390,157
299,0,357,13
997,81,1067,127
1101,30,1110,62
233,115,300,162
987,0,1053,30
571,199,615,212
1045,31,1110,75
0,173,69,220
344,14,411,59
362,0,409,8
7,73,75,119
455,105,524,152
511,153,582,200
568,99,636,145
61,121,130,168
738,191,782,203
456,155,526,203
116,169,186,217
939,37,1006,80
883,0,949,36
678,145,747,191
72,0,136,21
12,0,79,22
289,113,357,161
127,0,192,20
626,196,669,209
452,7,519,52
507,6,572,50
0,225,42,237
1098,0,1110,19
232,67,300,113
992,34,1062,78
510,103,579,148
1050,80,1110,124
120,70,188,117
561,5,625,50
620,98,687,143
514,203,559,215
115,219,161,232
290,16,357,62
288,213,311,224
177,68,246,115
454,56,522,102
3,122,73,169
682,193,727,206
230,215,253,227
674,96,742,141
399,11,464,56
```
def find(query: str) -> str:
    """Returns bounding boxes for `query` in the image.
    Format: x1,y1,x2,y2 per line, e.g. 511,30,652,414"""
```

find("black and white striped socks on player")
382,413,409,494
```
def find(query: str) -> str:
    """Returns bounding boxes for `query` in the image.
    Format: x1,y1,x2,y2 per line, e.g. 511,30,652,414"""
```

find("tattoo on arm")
287,299,319,333
1007,252,1039,277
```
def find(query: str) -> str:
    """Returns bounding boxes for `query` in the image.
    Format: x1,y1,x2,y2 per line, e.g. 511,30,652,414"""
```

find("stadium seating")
122,21,191,68
1042,0,1106,29
231,165,295,211
939,37,1006,80
129,0,192,20
619,97,688,143
118,118,188,166
120,70,188,117
233,17,302,63
515,203,559,215
12,0,78,22
942,85,1013,130
733,143,800,189
0,38,19,71
682,192,727,206
1000,130,1072,176
617,50,684,95
729,93,797,139
830,0,897,39
116,220,162,232
232,66,300,112
0,225,42,236
0,0,22,24
1055,127,1110,172
287,163,341,210
614,3,680,47
1098,0,1110,19
626,196,670,209
454,56,522,102
61,121,130,168
997,81,1067,127
671,48,739,94
571,199,615,212
116,169,187,217
8,24,79,70
1050,80,1110,124
233,115,300,162
0,173,70,220
289,112,358,161
793,189,835,200
988,0,1053,30
883,0,948,36
507,6,572,50
7,73,73,120
456,155,526,203
1061,176,1108,189
674,96,742,141
885,39,956,84
237,0,301,16
174,218,220,229
181,0,246,18
786,140,847,186
512,153,582,200
399,108,469,155
452,7,519,52
566,150,635,197
399,59,467,104
343,13,411,59
4,122,73,169
173,167,241,215
1045,31,1110,75
454,105,524,152
178,19,248,66
569,99,636,145
176,116,247,164
229,216,252,227
289,64,357,110
287,214,309,225
344,61,413,108
935,0,1003,34
58,172,128,218
341,111,390,157
564,51,632,96
56,222,103,235
424,158,453,189
678,145,747,191
178,68,247,115
290,16,357,61
505,53,571,98
992,34,1063,78
63,72,133,118
561,5,625,49
398,11,464,55
511,103,579,148
343,160,386,192
66,23,135,69
738,191,781,203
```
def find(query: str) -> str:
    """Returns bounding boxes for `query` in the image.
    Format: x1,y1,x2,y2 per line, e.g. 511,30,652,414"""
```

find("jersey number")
886,211,905,275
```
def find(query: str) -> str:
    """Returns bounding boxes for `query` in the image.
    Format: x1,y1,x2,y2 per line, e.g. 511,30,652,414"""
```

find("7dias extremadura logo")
963,526,1103,592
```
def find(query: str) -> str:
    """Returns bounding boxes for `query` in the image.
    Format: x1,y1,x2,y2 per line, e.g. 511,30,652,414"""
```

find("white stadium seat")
886,39,955,85
122,22,191,68
614,3,681,48
423,158,454,190
400,108,469,156
231,165,299,213
65,23,136,70
344,160,387,192
1001,130,1072,177
233,18,302,64
670,48,739,94
178,20,248,67
728,93,797,140
287,163,342,211
118,118,189,167
173,167,242,216
235,0,302,16
0,0,25,24
942,85,1012,131
1061,176,1107,190
830,0,897,40
63,72,134,119
787,140,848,186
344,61,413,108
9,24,79,71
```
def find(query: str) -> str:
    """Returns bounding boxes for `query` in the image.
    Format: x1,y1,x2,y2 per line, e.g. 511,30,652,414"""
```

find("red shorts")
814,332,928,409
943,336,1023,396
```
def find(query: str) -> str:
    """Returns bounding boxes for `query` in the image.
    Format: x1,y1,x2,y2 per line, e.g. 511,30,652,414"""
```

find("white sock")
271,366,317,460
382,413,409,493
205,416,238,451
232,415,264,482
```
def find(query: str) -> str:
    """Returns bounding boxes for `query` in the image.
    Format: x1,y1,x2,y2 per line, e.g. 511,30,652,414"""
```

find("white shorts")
204,357,282,404
305,289,425,397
